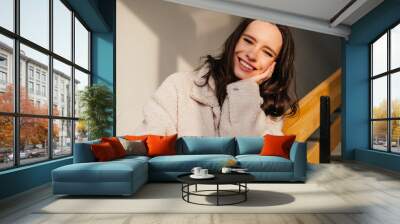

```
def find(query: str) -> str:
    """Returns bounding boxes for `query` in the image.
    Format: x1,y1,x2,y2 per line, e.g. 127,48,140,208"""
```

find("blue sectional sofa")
52,136,306,196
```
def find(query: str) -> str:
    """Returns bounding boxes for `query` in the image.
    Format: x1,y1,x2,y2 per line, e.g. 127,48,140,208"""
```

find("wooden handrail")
283,68,341,141
307,142,320,164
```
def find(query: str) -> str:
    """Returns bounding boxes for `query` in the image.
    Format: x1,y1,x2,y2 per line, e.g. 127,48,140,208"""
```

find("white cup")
191,167,202,176
200,169,208,176
221,167,232,174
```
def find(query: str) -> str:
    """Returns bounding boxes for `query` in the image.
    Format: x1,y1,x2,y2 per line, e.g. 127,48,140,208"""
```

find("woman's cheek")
259,66,268,75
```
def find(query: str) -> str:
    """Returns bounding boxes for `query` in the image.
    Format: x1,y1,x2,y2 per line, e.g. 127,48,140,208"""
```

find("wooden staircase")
283,68,341,164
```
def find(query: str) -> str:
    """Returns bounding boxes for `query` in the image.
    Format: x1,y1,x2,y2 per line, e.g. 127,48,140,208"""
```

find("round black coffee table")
177,173,255,206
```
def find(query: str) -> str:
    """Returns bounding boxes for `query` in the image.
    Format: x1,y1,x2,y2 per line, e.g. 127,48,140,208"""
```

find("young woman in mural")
134,18,298,137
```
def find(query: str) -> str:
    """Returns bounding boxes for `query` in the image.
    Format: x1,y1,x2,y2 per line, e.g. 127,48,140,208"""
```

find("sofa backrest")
235,136,264,155
74,136,267,161
177,136,236,155
73,139,100,163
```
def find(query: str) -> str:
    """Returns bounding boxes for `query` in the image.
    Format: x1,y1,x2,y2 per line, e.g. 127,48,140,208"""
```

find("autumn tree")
0,85,14,150
372,99,400,143
391,99,400,142
0,84,60,152
76,119,87,142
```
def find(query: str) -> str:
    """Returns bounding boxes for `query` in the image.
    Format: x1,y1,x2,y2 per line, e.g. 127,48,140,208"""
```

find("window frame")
0,0,92,171
0,53,7,68
0,71,7,85
0,53,8,88
370,20,400,154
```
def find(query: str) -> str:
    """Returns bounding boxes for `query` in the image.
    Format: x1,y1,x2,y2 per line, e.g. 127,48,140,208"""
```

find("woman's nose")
246,47,258,62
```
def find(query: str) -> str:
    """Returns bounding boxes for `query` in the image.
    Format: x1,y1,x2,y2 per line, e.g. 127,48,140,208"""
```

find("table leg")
217,184,219,206
245,183,247,201
181,184,183,199
195,184,197,192
188,184,191,202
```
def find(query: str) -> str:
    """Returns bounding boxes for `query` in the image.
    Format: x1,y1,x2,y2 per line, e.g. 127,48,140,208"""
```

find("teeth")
239,59,254,70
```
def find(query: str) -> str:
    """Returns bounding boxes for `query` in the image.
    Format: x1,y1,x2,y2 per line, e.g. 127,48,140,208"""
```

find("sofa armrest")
73,140,100,163
289,142,307,181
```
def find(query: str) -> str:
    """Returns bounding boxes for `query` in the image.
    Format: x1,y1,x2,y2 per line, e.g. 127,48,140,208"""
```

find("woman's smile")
238,56,256,73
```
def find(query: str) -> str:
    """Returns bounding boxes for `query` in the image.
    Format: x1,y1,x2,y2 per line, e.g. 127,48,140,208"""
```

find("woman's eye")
244,38,252,44
264,51,273,57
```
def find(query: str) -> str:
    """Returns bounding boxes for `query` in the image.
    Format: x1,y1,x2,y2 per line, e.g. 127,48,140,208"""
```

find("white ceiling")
228,0,352,22
163,0,384,38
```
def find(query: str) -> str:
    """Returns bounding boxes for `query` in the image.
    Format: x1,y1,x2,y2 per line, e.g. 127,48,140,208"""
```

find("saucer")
232,170,249,174
190,174,215,179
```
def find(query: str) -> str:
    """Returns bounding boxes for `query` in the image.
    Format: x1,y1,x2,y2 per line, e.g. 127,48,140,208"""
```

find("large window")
0,0,91,171
370,22,400,153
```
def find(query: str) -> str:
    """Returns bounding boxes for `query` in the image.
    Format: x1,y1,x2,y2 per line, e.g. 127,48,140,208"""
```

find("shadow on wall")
93,72,113,87
291,28,342,98
124,0,241,85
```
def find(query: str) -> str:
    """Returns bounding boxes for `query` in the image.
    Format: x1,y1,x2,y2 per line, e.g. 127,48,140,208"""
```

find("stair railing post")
320,96,331,163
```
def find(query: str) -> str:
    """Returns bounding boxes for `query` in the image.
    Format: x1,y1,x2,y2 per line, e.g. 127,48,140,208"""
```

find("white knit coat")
133,65,283,137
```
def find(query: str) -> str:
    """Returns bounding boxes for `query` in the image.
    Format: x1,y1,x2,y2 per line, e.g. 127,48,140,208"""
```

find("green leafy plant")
79,84,113,140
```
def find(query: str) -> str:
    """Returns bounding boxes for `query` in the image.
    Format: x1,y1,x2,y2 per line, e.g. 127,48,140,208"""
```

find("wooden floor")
1,161,400,224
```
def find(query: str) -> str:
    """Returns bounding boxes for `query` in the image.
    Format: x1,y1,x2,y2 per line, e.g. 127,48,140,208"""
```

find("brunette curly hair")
197,18,298,118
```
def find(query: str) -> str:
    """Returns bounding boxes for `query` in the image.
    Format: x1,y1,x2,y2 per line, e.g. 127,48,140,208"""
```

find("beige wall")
116,0,241,135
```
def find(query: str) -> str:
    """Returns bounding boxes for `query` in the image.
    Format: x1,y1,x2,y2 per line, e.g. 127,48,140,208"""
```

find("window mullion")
388,30,391,152
13,0,20,167
49,0,54,160
88,31,90,73
71,10,76,155
370,45,373,149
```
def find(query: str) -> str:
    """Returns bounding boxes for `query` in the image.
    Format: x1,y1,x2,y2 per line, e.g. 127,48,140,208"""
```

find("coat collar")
189,65,220,107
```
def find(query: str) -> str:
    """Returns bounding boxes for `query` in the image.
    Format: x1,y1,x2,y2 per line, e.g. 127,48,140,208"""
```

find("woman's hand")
250,62,276,85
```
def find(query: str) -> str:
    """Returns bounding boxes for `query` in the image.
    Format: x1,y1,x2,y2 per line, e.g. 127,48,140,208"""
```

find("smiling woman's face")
233,20,283,80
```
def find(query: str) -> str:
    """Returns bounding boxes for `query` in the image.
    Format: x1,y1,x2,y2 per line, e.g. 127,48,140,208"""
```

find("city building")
0,41,79,153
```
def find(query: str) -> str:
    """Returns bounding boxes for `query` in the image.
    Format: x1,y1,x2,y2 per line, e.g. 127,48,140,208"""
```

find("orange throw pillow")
146,134,177,157
259,134,296,159
101,137,127,158
91,142,117,161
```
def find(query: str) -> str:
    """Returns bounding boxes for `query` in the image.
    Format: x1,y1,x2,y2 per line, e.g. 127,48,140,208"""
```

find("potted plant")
79,84,113,140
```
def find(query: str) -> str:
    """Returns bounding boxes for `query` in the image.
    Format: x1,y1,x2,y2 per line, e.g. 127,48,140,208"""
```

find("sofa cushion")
91,142,118,161
101,137,127,158
260,134,296,159
52,158,148,183
124,135,150,141
147,134,177,157
118,138,148,156
235,136,264,155
114,155,150,164
53,163,133,183
177,136,236,155
236,155,293,172
148,154,235,172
